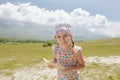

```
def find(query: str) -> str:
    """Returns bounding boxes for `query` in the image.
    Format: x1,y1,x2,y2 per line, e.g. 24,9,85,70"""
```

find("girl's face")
55,33,73,48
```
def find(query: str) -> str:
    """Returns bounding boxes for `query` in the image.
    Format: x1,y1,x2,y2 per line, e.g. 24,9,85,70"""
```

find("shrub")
47,42,52,46
43,44,48,47
42,42,52,47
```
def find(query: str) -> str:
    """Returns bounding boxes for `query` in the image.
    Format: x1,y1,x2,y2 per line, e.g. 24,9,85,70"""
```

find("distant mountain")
72,26,109,40
0,18,109,40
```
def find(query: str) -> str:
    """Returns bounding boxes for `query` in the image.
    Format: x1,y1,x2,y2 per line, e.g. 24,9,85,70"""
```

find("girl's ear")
69,35,73,41
54,35,56,40
54,35,57,42
54,35,59,45
69,35,73,38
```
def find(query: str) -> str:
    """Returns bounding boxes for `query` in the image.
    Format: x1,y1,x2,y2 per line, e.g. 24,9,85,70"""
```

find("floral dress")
52,45,82,80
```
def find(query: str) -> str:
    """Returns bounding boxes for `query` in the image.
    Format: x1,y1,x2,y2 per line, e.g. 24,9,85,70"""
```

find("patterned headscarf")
55,23,72,35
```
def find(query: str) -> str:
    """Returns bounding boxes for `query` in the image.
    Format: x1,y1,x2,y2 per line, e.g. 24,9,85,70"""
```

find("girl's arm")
47,57,57,69
75,50,85,69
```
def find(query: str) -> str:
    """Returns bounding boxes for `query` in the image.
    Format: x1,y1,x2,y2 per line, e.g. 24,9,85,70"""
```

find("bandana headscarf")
55,23,72,35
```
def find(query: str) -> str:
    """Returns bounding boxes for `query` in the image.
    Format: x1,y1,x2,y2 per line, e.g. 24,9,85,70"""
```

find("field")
0,42,53,70
0,38,120,80
78,38,120,56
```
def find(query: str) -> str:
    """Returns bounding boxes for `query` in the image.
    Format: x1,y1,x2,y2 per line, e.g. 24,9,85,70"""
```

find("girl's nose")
61,36,65,41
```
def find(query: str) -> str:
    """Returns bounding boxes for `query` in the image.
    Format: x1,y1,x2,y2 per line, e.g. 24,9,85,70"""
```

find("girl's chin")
60,45,67,48
60,45,71,48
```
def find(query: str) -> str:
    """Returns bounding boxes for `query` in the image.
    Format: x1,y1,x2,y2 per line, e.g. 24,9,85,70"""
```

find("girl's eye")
64,35,68,37
57,36,61,38
64,35,67,36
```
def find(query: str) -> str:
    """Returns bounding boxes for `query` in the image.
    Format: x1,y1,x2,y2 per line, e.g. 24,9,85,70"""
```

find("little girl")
48,23,85,80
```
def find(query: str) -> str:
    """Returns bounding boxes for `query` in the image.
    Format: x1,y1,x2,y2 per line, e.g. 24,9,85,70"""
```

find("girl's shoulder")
52,45,59,49
52,45,60,53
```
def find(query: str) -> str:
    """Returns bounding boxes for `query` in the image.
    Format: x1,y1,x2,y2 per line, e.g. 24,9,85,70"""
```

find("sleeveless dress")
52,45,82,80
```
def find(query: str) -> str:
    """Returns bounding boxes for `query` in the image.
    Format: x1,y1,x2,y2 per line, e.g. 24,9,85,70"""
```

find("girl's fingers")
47,63,55,68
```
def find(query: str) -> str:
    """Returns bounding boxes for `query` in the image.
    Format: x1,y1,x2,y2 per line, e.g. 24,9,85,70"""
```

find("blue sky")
0,0,120,38
0,0,120,21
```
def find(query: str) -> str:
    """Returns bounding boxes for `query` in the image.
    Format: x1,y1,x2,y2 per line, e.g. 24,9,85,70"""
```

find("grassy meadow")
0,38,120,70
78,38,120,56
0,42,54,70
0,38,120,80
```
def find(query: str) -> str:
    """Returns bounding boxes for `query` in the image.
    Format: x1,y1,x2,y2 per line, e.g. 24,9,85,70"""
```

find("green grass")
0,43,54,70
77,38,120,56
0,38,120,70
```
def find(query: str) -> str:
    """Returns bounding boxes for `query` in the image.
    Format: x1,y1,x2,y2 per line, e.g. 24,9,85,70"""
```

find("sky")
0,0,120,21
0,0,120,38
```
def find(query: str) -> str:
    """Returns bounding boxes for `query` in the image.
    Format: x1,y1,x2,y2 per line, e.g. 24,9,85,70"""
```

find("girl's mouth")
63,42,67,44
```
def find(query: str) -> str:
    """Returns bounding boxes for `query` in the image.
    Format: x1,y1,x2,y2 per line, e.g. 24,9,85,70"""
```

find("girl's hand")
47,62,55,69
59,66,70,72
48,62,65,69
43,58,55,69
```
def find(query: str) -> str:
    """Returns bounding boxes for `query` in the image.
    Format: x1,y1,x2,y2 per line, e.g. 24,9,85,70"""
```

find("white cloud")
89,28,96,32
104,22,120,37
0,2,120,37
